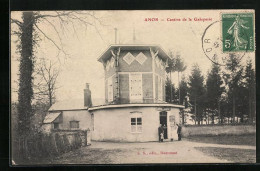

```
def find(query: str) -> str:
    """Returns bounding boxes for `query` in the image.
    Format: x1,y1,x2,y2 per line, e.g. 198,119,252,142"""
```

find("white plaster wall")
60,110,92,130
92,106,180,142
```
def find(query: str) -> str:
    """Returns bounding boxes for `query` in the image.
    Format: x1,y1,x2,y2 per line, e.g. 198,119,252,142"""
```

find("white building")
43,43,184,142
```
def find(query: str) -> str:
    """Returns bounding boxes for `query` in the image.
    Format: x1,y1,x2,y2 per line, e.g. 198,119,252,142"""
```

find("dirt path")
45,139,256,164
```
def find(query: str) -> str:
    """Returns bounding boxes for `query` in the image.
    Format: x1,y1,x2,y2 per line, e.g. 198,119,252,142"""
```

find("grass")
186,134,256,146
195,147,256,163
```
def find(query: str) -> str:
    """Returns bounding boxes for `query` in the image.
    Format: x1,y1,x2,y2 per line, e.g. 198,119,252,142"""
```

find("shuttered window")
129,73,142,103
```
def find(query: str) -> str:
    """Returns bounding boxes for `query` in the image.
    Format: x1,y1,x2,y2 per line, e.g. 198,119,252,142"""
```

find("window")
108,77,113,102
70,121,79,129
129,73,142,103
53,123,59,129
131,117,142,133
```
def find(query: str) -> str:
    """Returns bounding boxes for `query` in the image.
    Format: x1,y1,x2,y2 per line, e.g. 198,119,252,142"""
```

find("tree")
244,59,256,123
223,53,243,123
34,59,60,107
16,12,35,136
174,53,187,104
166,51,176,103
188,64,205,125
11,11,105,137
206,63,225,124
178,75,188,106
178,75,188,124
165,77,176,103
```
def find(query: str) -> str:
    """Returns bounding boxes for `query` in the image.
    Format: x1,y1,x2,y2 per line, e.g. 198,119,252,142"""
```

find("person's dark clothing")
177,125,182,141
158,126,164,142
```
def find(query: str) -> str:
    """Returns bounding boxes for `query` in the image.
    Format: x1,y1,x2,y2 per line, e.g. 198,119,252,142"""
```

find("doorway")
159,111,168,139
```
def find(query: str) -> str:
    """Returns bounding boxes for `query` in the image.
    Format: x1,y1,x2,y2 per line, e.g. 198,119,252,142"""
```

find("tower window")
129,73,142,103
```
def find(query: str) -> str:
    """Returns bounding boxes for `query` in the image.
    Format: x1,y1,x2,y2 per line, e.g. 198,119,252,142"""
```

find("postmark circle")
201,20,246,66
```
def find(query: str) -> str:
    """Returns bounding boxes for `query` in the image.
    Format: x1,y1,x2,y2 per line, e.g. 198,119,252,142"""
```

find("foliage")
174,54,187,73
34,59,60,107
165,77,177,103
12,11,104,138
223,53,244,123
243,59,256,123
178,75,189,105
17,12,36,136
206,63,225,123
188,64,206,125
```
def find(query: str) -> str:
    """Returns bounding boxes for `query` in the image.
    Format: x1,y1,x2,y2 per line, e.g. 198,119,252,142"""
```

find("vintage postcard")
10,10,256,165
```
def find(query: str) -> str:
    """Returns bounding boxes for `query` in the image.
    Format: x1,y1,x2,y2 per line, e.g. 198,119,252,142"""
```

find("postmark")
222,13,254,52
202,21,245,66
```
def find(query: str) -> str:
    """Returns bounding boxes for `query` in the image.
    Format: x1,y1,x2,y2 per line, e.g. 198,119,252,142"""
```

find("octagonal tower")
98,44,171,105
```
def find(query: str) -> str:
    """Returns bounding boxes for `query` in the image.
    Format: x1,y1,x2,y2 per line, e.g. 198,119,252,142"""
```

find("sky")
11,10,255,103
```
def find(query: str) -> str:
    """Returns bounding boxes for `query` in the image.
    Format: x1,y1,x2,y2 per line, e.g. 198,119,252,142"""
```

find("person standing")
158,124,164,142
177,124,182,141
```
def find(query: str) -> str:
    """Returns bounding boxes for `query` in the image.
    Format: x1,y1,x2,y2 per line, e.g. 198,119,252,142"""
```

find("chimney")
84,83,92,107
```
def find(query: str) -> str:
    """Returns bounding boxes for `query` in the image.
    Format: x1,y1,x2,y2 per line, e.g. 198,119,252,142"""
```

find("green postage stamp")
222,13,254,52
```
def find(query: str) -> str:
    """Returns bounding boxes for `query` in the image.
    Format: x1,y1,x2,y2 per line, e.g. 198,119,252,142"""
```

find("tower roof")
98,44,171,63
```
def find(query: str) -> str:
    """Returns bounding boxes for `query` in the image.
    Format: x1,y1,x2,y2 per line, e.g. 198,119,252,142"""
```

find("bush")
12,130,88,164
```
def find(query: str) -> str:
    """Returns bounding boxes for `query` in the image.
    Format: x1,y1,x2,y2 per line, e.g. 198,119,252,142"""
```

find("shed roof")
97,44,171,63
43,112,61,123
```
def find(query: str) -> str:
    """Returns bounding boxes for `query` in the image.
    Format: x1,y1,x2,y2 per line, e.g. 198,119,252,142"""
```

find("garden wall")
182,124,256,137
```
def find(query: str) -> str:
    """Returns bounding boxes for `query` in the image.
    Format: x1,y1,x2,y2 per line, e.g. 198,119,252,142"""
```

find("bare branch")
11,18,22,27
34,23,68,58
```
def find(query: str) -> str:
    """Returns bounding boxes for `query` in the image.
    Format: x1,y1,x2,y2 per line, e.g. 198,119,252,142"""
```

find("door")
160,111,168,139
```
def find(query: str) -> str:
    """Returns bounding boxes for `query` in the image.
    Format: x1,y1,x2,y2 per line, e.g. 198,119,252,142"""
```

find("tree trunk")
218,101,221,124
49,86,52,106
207,112,209,125
194,98,197,125
178,71,180,104
249,91,252,124
170,72,172,103
211,113,214,124
17,12,35,137
182,109,185,125
232,94,236,124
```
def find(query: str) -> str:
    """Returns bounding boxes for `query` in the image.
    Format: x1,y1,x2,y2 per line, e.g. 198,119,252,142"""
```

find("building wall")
119,74,130,103
142,73,154,103
118,50,152,72
91,106,180,142
105,56,116,79
154,56,166,77
103,50,167,104
58,110,92,130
